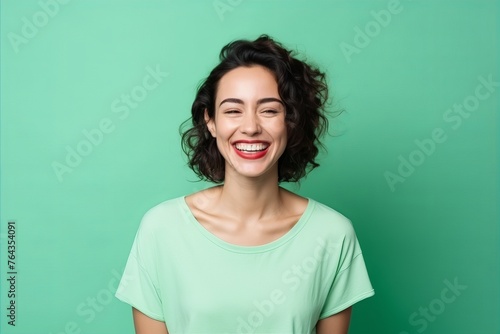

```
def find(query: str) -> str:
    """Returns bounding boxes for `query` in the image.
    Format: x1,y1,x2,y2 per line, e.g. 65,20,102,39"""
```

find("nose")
239,111,261,135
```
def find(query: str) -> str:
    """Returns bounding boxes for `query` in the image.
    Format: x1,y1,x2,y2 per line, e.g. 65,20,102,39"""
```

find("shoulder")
137,196,185,234
308,198,356,238
307,199,364,261
143,196,183,219
184,186,221,213
310,199,351,223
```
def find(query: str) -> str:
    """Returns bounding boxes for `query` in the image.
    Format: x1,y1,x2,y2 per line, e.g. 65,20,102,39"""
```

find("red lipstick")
232,141,270,160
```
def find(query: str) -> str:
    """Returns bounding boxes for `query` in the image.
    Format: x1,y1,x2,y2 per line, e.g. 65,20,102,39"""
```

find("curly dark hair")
181,34,331,183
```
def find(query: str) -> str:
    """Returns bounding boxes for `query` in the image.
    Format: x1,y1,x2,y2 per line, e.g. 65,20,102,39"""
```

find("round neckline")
179,196,315,254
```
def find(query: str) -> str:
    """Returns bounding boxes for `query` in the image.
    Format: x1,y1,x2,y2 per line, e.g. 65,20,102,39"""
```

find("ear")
204,109,216,138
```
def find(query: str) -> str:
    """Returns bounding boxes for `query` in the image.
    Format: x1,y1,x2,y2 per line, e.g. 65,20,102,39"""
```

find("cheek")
215,137,231,157
272,122,288,140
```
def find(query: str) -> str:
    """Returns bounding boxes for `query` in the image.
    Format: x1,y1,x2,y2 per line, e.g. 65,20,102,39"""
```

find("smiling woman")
205,66,288,180
114,35,374,334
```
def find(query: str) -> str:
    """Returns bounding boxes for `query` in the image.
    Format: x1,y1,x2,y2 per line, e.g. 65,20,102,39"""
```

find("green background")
1,0,499,333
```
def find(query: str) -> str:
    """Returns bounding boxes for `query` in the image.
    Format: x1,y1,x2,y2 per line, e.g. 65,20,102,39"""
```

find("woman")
115,35,374,334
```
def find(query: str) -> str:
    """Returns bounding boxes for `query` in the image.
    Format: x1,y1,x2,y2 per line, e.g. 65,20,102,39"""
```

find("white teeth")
235,143,268,152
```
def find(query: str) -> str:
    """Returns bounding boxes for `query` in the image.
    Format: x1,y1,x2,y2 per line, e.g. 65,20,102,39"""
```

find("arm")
132,308,169,334
316,307,352,334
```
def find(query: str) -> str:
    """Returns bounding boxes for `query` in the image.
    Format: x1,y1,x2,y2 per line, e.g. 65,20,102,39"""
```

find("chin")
230,164,278,180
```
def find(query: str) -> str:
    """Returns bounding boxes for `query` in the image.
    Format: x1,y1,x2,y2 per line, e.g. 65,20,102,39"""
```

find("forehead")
216,66,279,102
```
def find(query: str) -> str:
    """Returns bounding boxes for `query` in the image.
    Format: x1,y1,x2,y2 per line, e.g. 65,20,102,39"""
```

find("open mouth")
234,142,269,152
232,142,270,159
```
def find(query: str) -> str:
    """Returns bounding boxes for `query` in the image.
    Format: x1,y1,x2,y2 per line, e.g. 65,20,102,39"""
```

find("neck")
217,168,283,222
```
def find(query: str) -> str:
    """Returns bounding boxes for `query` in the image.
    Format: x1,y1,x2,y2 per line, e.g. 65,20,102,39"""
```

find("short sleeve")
115,213,164,321
318,224,374,319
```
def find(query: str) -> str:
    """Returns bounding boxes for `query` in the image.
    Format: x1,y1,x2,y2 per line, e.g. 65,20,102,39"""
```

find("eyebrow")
218,97,284,107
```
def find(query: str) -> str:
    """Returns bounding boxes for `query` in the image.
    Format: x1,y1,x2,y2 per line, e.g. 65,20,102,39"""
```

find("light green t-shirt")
115,197,374,333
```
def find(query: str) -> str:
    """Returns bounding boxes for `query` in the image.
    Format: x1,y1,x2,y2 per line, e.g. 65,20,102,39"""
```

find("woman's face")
206,65,287,180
